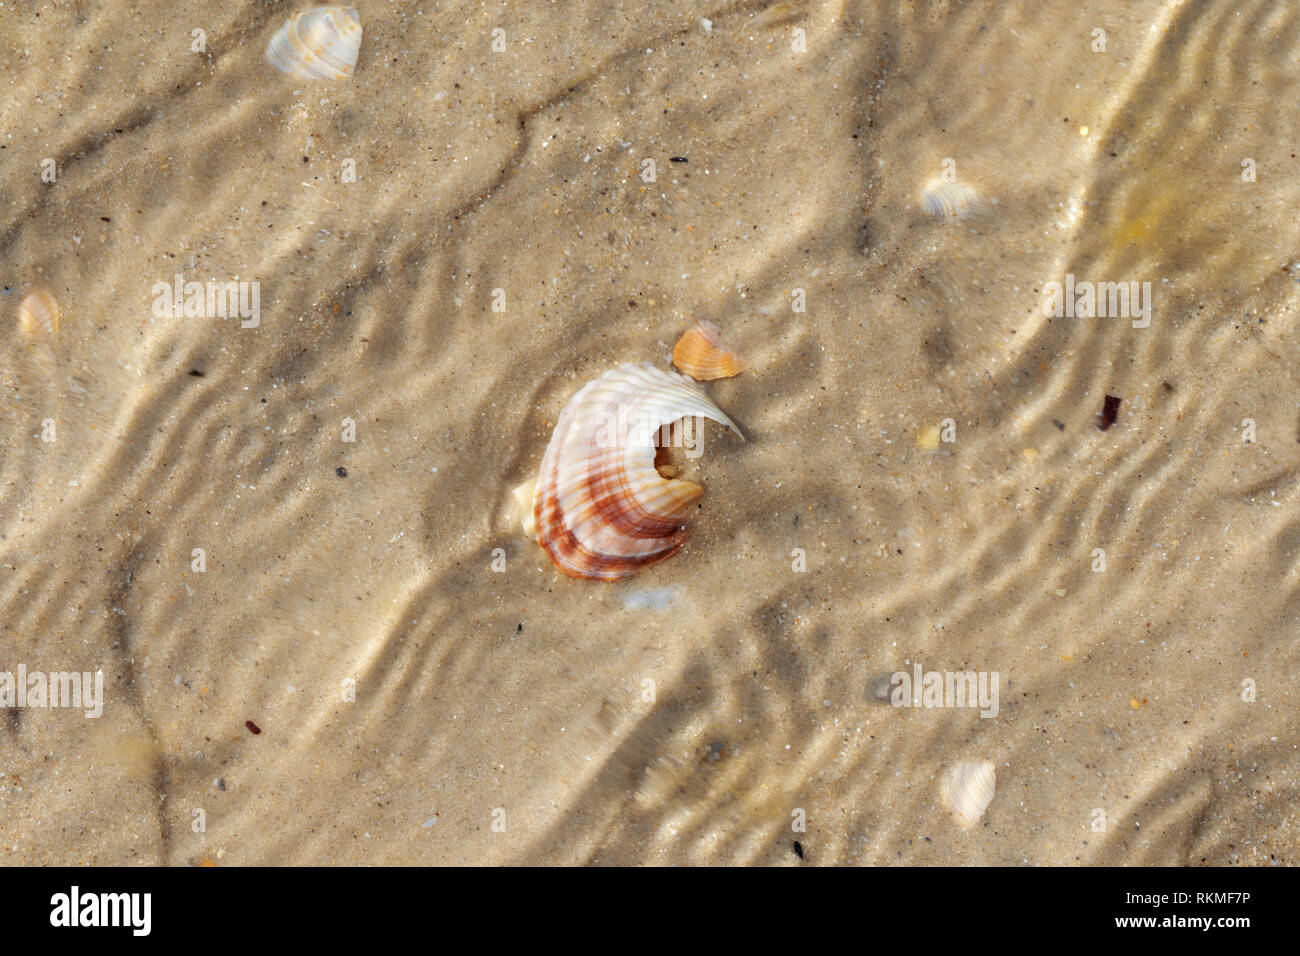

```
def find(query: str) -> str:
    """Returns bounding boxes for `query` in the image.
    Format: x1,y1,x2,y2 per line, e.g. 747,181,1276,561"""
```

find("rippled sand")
2,1,1297,865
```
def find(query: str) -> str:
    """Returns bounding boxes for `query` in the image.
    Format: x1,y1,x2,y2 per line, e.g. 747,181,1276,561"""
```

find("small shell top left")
17,288,60,338
267,6,363,81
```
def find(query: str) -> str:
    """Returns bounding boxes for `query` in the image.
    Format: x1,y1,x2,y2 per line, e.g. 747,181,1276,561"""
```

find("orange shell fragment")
671,321,742,381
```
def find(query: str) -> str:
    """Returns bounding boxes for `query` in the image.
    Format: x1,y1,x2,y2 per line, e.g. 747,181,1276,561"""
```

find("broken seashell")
915,423,942,451
672,320,743,381
16,288,59,338
532,363,744,580
511,477,539,541
267,6,363,81
941,760,996,828
754,2,802,29
920,179,990,222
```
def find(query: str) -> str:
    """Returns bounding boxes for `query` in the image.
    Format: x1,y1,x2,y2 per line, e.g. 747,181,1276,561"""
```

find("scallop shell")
532,363,744,580
941,760,996,828
16,288,59,338
672,321,743,381
267,6,362,81
920,179,990,222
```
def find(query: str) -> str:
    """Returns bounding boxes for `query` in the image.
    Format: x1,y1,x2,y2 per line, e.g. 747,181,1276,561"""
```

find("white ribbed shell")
17,288,60,338
267,7,362,81
942,761,997,828
920,180,988,221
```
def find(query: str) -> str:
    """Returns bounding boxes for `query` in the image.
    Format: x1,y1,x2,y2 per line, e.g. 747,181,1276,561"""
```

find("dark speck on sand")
1099,395,1122,431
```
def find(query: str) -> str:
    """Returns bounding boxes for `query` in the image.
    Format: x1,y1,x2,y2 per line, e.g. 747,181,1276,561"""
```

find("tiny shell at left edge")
17,288,60,338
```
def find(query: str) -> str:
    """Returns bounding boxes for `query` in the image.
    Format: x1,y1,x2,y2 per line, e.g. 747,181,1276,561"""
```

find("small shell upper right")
267,6,363,81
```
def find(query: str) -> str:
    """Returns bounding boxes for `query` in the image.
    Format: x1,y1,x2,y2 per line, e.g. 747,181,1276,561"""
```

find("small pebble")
1099,395,1122,431
867,672,896,702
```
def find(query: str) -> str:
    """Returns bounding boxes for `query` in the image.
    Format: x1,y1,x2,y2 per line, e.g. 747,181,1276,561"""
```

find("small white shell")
16,288,60,338
920,179,990,222
511,477,539,541
941,760,996,828
267,6,362,81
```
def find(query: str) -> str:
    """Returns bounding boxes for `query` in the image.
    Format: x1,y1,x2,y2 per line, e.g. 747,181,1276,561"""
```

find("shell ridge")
267,6,362,81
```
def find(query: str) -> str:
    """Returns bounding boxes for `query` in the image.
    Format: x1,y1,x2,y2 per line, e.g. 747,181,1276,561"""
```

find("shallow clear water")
1,0,1297,864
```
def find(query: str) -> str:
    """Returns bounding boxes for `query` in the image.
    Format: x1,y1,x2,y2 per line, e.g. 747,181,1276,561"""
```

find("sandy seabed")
1,0,1298,865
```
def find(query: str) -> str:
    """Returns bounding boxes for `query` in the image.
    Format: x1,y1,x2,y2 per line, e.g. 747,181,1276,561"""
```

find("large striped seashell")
16,288,60,338
532,363,744,580
672,320,743,381
920,179,990,222
267,6,362,81
941,760,996,828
